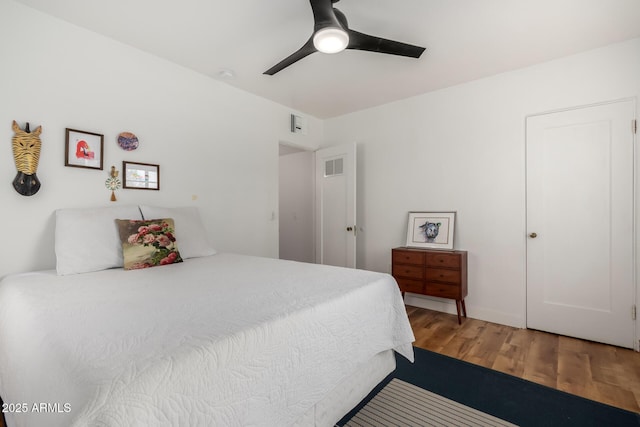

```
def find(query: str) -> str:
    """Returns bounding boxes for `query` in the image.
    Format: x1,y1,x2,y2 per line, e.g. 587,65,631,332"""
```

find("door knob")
529,232,538,238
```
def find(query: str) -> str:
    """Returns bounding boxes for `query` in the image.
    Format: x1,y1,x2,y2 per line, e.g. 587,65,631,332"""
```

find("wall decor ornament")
123,161,160,190
405,211,456,250
117,132,139,151
65,128,104,170
11,120,42,196
105,165,122,202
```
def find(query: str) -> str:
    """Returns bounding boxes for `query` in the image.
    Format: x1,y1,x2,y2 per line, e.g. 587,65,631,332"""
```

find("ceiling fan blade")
263,38,317,75
347,29,425,58
310,0,344,32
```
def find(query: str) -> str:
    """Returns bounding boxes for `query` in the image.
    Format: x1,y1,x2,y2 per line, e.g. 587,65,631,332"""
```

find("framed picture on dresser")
405,211,455,249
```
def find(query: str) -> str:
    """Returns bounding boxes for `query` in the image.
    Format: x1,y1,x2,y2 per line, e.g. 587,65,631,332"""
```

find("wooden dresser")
392,247,468,324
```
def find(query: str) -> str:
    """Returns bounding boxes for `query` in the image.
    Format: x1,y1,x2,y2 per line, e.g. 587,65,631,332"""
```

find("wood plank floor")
407,305,640,414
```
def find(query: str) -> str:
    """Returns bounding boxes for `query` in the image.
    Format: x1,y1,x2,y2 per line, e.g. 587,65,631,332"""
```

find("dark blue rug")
338,347,640,426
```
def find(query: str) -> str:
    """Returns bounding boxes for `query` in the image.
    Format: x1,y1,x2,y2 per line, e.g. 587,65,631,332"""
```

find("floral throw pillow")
116,218,183,270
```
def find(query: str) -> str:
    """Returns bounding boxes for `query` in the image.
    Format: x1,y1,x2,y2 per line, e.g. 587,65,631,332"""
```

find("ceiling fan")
264,0,426,75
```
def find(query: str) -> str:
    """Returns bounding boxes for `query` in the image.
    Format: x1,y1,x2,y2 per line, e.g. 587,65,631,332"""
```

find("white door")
526,100,636,348
315,143,356,268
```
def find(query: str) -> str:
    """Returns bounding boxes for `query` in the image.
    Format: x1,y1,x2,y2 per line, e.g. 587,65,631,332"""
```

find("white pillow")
55,205,143,275
139,205,216,259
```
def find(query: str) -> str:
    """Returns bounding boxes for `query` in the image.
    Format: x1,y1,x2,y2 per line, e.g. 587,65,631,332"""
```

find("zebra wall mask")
12,120,42,196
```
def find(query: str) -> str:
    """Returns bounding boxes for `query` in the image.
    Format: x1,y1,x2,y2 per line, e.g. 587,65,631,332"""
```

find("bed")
0,205,414,427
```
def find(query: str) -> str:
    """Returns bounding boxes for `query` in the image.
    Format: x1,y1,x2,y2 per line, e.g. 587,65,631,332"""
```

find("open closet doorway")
278,143,315,263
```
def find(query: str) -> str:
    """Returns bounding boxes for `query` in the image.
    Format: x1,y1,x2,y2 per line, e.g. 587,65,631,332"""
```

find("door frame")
523,97,638,351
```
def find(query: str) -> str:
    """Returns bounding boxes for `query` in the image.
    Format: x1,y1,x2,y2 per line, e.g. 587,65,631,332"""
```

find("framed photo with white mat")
405,211,455,250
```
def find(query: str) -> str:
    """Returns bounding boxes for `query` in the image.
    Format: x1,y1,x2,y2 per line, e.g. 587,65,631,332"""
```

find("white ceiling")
14,0,640,119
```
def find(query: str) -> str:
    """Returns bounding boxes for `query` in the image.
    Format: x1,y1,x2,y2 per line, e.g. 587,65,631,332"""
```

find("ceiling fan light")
313,27,349,54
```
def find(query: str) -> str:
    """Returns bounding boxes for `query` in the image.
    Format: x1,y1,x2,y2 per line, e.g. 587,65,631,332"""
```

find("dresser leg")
461,299,467,318
455,300,462,324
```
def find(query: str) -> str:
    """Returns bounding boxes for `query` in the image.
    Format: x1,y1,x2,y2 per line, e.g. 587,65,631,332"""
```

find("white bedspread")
0,253,414,427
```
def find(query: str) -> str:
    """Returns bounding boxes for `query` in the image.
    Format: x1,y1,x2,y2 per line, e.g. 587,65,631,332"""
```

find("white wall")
279,150,315,263
0,0,323,279
324,38,640,328
3,0,639,334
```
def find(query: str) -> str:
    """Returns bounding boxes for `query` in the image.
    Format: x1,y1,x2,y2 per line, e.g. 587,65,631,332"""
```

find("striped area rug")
344,379,517,427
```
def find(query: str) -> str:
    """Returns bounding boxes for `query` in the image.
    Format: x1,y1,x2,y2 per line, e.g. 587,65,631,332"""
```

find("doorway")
279,144,315,263
278,142,357,268
526,99,636,348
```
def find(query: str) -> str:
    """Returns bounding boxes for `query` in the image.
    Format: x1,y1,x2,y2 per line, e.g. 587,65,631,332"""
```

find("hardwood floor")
407,305,640,414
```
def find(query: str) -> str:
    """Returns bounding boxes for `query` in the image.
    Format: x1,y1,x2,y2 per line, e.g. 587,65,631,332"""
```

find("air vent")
324,158,344,177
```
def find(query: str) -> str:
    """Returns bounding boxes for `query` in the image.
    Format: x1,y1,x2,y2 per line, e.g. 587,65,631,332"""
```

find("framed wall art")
405,211,456,250
123,161,159,190
65,128,104,170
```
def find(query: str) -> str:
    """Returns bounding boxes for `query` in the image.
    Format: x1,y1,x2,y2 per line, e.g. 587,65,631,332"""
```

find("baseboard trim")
403,293,525,328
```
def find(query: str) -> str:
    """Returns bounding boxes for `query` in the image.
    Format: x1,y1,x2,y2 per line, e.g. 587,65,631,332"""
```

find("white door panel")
526,100,635,348
315,143,356,268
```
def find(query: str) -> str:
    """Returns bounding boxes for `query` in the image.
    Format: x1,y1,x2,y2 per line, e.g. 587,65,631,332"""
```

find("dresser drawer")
425,252,461,268
426,282,461,299
392,250,425,265
395,278,425,294
392,264,424,279
425,268,461,284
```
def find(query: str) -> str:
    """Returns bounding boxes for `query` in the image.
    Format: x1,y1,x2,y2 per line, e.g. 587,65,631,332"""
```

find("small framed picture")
123,161,160,190
65,128,104,170
406,211,456,250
